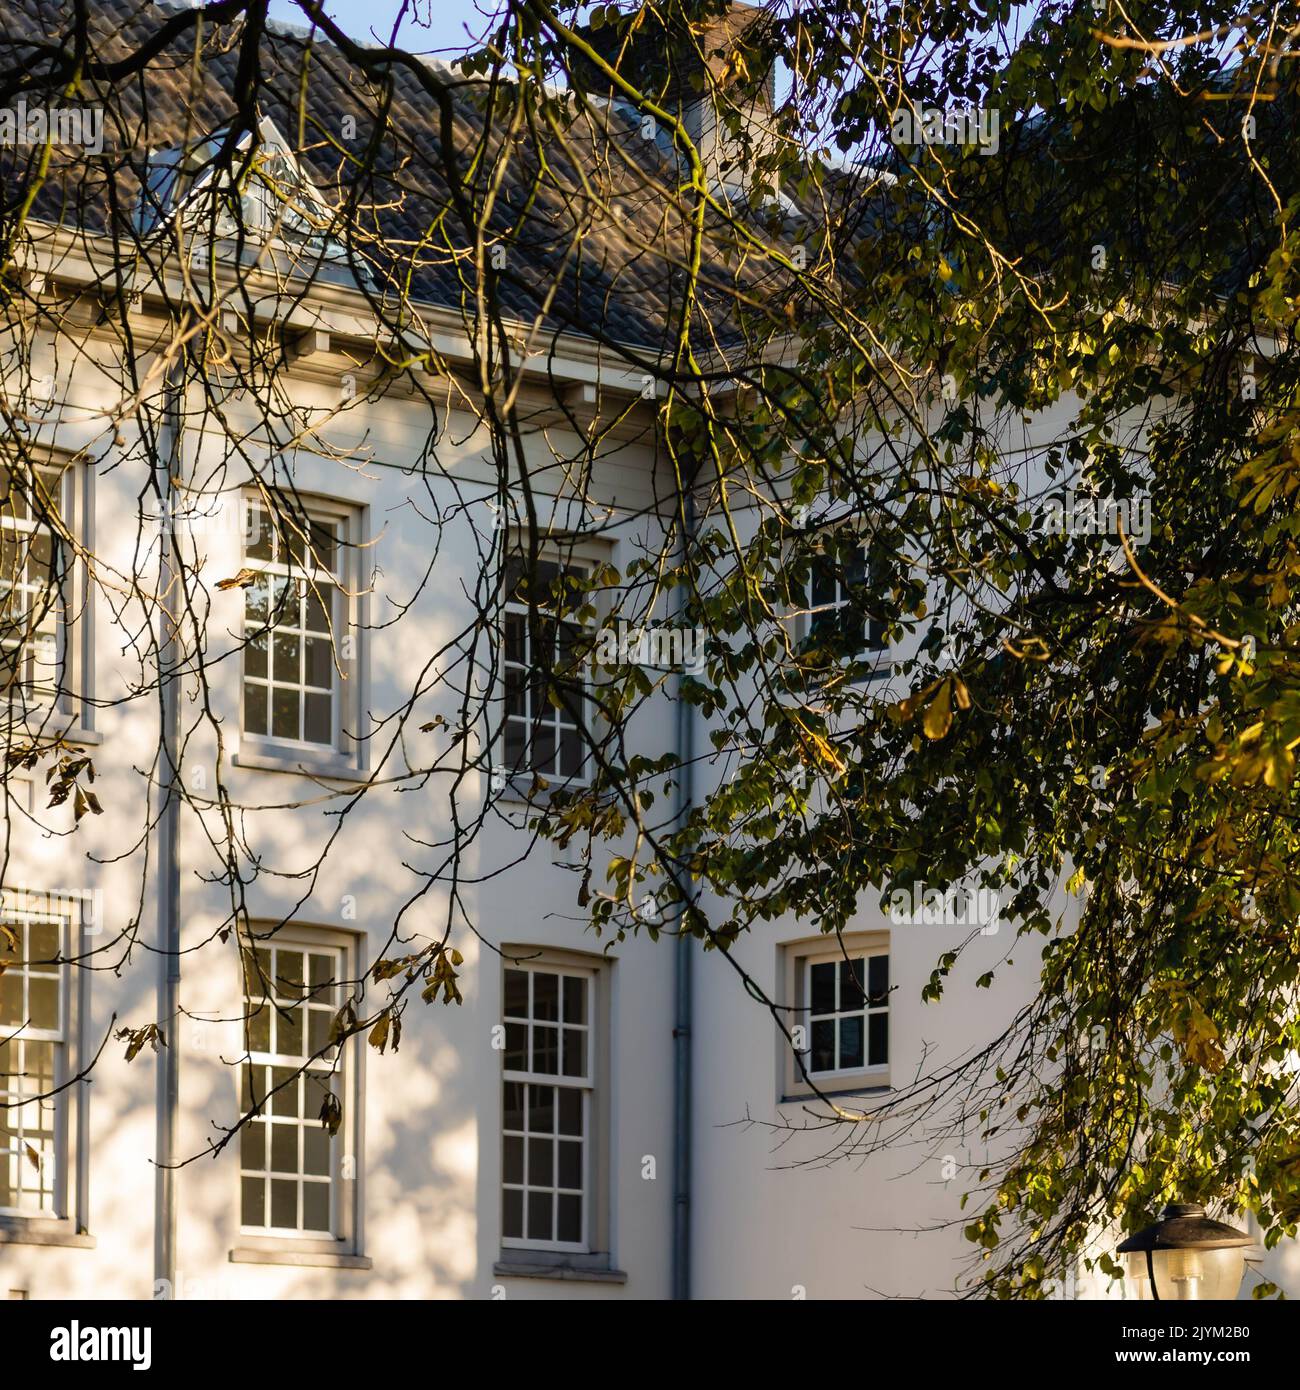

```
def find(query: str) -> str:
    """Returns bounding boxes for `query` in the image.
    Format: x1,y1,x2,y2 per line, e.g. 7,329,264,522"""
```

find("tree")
2,0,1299,1296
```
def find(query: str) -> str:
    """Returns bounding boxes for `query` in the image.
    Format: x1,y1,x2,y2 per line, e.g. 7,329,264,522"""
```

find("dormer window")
138,117,360,281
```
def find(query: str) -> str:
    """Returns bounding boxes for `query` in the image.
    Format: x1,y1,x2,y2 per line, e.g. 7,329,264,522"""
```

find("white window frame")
239,493,364,772
235,924,363,1258
799,526,886,666
0,889,88,1242
500,959,596,1255
803,949,889,1080
499,544,599,790
0,452,92,737
781,932,891,1100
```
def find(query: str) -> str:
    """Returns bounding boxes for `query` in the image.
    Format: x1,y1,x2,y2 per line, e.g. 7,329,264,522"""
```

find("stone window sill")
232,747,366,782
493,1259,627,1285
229,1247,372,1270
0,1220,96,1249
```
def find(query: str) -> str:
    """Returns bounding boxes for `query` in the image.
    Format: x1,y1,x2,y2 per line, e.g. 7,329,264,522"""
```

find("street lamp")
1117,1203,1252,1301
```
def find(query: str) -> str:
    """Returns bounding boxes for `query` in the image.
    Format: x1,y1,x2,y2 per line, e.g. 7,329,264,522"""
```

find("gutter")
671,486,697,1301
153,348,185,1296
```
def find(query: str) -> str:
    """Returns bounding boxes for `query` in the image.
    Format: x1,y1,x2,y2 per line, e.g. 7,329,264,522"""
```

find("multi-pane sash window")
0,913,64,1215
239,940,343,1237
806,952,889,1077
0,462,65,701
502,963,592,1249
805,537,885,662
243,501,341,749
502,556,591,782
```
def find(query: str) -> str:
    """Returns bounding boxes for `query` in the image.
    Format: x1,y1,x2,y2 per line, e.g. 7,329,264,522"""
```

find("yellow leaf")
922,680,954,740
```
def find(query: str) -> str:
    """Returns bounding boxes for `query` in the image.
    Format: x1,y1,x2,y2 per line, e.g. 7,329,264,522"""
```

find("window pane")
303,1124,330,1178
270,1178,297,1229
503,1187,523,1239
244,681,267,736
306,637,332,689
563,975,586,1024
533,972,559,1021
247,1005,270,1053
810,555,837,609
304,692,332,745
273,632,301,681
28,920,59,963
240,1119,266,1170
811,1019,835,1073
246,630,267,678
304,586,331,634
241,1176,265,1227
270,1067,297,1116
839,1016,864,1070
557,1086,582,1137
557,1194,582,1244
246,576,270,624
271,1122,298,1173
503,1081,524,1133
531,1024,558,1075
302,1181,330,1233
528,1137,553,1187
503,969,528,1018
531,720,555,776
868,954,889,1003
809,962,835,1016
869,1012,888,1067
560,723,583,778
839,958,866,1012
504,1022,527,1071
557,1139,582,1189
275,952,305,999
528,1085,554,1135
245,504,273,561
0,971,21,1027
28,974,58,1029
527,1190,552,1242
271,687,299,741
504,717,526,771
562,1028,585,1078
278,1006,304,1057
503,1135,524,1184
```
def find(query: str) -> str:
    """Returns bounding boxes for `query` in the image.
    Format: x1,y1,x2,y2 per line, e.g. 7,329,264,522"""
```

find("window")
804,537,885,663
0,909,65,1217
242,498,353,755
781,933,890,1098
806,952,889,1077
0,460,67,704
501,555,592,783
239,937,346,1239
501,961,593,1250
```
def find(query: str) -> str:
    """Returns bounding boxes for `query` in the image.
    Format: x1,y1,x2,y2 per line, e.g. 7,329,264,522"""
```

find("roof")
0,0,836,357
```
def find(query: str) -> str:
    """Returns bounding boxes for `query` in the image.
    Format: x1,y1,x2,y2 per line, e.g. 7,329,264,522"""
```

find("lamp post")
1117,1203,1252,1301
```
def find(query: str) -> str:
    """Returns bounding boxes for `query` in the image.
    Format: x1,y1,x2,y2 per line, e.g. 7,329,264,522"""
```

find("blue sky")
266,0,493,56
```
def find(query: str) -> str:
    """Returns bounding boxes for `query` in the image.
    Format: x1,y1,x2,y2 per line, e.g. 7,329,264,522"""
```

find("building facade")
2,0,1297,1302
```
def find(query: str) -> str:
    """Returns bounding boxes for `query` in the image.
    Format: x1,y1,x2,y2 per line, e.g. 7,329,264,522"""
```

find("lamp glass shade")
1129,1246,1245,1301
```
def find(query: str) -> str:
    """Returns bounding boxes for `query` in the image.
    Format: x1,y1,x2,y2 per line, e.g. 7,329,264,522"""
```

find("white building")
1,0,1295,1302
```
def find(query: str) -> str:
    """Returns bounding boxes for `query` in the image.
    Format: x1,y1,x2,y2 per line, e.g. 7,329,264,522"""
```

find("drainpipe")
671,487,696,1301
153,347,184,1296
